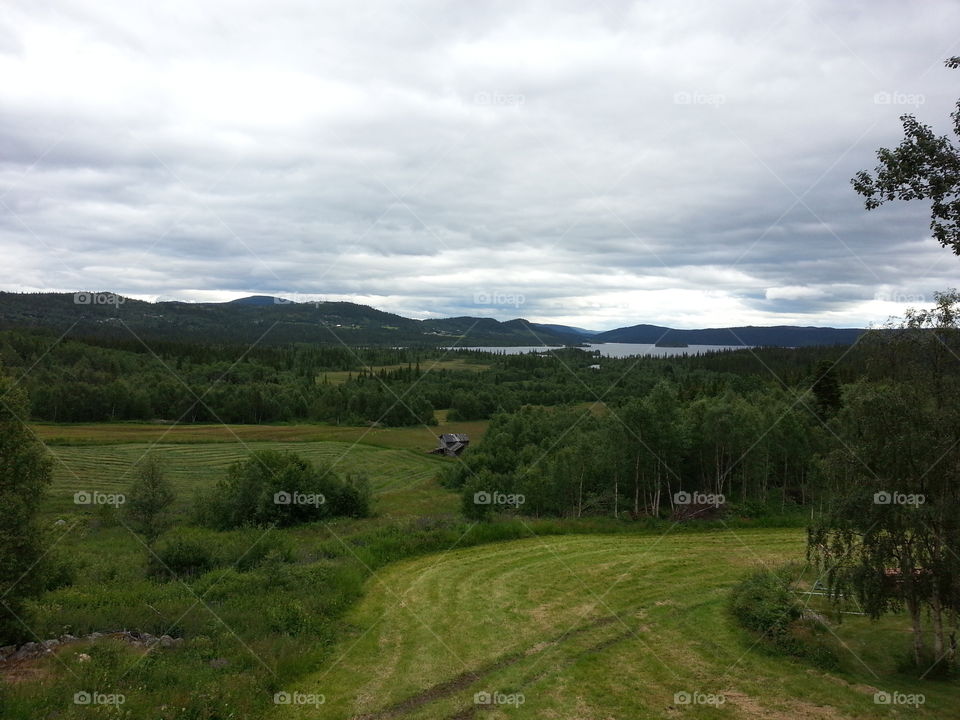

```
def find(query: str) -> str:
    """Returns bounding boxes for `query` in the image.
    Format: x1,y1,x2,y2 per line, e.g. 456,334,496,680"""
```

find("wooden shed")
430,433,470,457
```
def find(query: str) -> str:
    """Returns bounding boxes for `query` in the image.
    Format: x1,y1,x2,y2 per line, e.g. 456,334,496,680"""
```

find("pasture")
43,439,459,517
274,531,957,719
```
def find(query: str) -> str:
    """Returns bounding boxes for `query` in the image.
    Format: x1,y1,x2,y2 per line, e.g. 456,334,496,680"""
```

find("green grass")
6,519,956,719
31,417,490,450
271,530,959,719
44,440,459,518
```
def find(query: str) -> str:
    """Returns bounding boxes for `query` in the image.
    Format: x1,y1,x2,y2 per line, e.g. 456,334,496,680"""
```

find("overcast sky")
2,0,959,330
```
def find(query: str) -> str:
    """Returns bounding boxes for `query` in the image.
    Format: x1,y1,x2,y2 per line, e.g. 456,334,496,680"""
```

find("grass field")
272,530,957,719
13,421,959,719
43,440,460,517
31,418,490,451
31,416,487,517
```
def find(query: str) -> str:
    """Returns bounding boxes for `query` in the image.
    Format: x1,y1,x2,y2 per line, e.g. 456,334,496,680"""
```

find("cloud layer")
2,0,959,329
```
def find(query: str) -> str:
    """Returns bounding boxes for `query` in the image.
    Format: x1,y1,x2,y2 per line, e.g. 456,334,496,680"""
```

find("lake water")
448,342,752,358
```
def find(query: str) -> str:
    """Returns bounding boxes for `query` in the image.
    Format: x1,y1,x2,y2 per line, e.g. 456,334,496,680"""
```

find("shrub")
149,528,217,577
149,527,293,578
730,564,839,670
198,450,371,529
123,454,175,539
730,566,801,635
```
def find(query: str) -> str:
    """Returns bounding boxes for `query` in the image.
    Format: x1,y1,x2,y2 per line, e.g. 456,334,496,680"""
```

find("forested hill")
0,292,582,347
593,323,864,347
0,292,865,347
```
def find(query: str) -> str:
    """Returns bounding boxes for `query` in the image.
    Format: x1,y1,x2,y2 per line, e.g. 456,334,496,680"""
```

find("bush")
730,566,801,635
124,454,175,539
149,527,293,578
730,564,839,670
197,450,371,529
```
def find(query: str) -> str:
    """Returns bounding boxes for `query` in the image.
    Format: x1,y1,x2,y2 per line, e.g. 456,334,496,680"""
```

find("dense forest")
0,328,859,426
444,293,960,523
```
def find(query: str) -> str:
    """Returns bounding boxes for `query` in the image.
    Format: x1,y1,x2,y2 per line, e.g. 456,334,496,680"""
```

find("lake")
448,342,753,358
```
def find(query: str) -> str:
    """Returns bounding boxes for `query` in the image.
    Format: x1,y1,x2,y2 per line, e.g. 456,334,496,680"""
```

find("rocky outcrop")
0,631,183,663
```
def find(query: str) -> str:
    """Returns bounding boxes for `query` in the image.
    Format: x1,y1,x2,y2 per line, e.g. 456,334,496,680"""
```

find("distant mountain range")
0,292,865,348
591,323,864,347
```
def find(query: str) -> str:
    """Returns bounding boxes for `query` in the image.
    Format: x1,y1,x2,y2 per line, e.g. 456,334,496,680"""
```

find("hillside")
592,322,864,347
0,292,583,347
0,292,866,348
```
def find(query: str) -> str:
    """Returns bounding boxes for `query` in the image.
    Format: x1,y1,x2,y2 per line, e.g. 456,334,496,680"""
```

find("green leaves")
853,60,960,254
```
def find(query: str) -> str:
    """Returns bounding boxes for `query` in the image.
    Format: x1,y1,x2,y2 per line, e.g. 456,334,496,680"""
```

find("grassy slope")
274,530,957,720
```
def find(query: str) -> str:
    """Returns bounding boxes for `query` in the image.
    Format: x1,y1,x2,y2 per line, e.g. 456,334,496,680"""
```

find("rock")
11,645,39,661
209,657,229,669
159,635,175,648
59,634,78,643
77,653,91,663
0,645,16,659
42,639,60,651
54,519,67,526
88,632,103,640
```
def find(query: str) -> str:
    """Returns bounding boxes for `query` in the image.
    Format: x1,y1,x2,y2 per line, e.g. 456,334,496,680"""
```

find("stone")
209,657,229,669
159,635,175,648
59,634,78,643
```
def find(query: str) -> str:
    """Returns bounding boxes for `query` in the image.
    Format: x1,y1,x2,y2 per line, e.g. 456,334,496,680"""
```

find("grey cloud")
2,0,960,330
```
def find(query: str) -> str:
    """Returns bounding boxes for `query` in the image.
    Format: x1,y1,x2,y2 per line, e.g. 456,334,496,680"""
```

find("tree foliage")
124,454,176,540
0,375,53,644
852,57,960,254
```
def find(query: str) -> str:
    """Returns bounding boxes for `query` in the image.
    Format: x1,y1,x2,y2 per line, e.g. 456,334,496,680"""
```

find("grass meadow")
2,420,957,719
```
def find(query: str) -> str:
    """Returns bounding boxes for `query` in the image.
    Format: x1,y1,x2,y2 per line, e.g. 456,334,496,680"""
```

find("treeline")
445,380,831,519
1,327,864,427
0,331,441,425
447,295,960,527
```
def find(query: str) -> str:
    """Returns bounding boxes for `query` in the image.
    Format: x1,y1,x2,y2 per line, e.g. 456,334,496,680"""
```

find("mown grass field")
31,417,489,451
273,530,958,720
32,416,487,517
13,422,959,720
42,440,459,517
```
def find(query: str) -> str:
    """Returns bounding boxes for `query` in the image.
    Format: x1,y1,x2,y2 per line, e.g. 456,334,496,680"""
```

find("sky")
1,0,959,331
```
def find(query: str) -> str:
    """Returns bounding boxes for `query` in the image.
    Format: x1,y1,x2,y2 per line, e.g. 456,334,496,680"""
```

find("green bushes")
196,450,371,529
149,527,293,578
730,566,802,635
730,564,839,670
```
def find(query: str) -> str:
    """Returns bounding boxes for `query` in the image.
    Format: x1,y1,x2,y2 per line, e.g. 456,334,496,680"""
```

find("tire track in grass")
279,532,807,720
445,626,637,720
350,616,620,720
